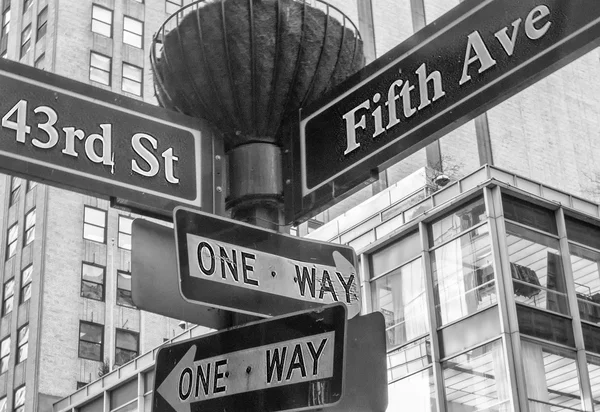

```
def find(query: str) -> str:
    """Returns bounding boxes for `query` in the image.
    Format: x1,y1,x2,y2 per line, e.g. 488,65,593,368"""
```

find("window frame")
0,7,9,54
23,208,35,246
0,336,10,374
9,176,21,206
80,262,105,302
118,215,134,250
13,385,25,412
121,62,143,97
26,179,37,191
91,4,112,38
115,328,139,366
36,6,47,41
116,270,134,308
78,321,104,362
2,278,14,316
123,16,143,48
5,224,17,261
20,23,31,58
83,205,107,243
16,324,27,363
89,51,112,87
165,0,182,14
20,265,32,304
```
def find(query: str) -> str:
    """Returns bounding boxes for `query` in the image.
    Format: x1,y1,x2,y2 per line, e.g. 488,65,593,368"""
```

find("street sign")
330,311,387,412
0,58,222,217
153,303,347,412
131,218,262,329
285,0,600,223
174,207,360,318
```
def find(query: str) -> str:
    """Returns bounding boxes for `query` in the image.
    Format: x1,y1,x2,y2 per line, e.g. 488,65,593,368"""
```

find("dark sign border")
284,0,600,224
153,303,346,412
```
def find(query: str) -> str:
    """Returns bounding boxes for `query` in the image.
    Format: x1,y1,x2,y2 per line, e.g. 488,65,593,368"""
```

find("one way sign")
153,304,346,412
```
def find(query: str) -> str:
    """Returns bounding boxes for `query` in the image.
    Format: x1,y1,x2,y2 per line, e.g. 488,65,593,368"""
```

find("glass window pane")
25,210,35,228
507,222,569,315
443,340,511,411
387,336,431,382
17,325,28,345
92,6,111,23
14,387,24,407
124,17,142,34
123,31,141,48
118,233,132,250
80,323,102,343
81,281,103,301
84,207,106,225
89,67,110,86
117,272,131,290
84,224,105,243
372,258,428,348
79,341,102,361
371,231,421,276
523,340,582,411
116,330,138,351
429,197,486,246
122,65,141,82
432,224,496,325
387,368,436,412
22,266,32,285
122,78,141,96
570,244,600,325
588,355,600,407
503,194,557,235
82,264,104,283
8,225,17,243
0,338,9,357
21,284,31,303
91,20,110,37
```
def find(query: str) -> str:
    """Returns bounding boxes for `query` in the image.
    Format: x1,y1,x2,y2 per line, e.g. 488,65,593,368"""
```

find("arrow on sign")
157,346,198,412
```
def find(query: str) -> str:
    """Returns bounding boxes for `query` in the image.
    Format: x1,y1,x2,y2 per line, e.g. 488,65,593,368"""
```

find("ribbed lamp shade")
151,0,365,149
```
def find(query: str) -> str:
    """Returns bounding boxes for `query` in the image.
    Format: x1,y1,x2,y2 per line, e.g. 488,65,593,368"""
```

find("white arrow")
157,345,197,412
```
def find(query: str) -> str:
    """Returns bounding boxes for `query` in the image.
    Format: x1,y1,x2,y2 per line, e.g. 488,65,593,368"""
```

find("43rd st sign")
174,207,360,318
285,0,600,222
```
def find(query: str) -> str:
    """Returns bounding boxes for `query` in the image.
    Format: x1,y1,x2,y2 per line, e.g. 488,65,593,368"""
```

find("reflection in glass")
429,197,486,247
570,244,600,325
432,224,496,325
372,258,428,348
387,368,436,412
443,340,511,411
387,336,431,382
587,355,600,407
522,340,582,411
506,223,569,315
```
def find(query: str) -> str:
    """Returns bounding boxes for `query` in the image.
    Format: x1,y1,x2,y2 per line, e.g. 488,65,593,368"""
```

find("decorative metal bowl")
151,0,364,149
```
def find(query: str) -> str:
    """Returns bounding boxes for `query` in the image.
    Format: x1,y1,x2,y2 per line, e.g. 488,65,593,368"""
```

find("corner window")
5,224,17,260
23,208,35,246
2,279,14,316
115,329,138,366
36,6,47,41
81,263,105,301
121,63,142,96
165,0,181,14
20,265,32,303
16,324,27,363
123,16,142,48
78,321,103,361
91,4,112,38
9,176,21,206
118,216,133,250
89,52,111,86
20,24,30,58
0,337,9,374
117,271,134,307
83,206,106,243
13,386,25,412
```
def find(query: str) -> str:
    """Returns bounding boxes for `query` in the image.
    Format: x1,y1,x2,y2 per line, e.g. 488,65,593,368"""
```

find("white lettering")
494,19,522,56
525,5,551,40
416,62,445,110
342,99,370,155
161,147,180,184
131,133,160,177
85,124,114,166
61,127,85,157
459,31,497,85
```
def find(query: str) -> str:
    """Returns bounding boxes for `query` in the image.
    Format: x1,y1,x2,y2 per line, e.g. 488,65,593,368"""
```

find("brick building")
0,0,599,411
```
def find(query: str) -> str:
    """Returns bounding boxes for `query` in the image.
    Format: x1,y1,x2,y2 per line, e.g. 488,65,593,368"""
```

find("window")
20,24,30,57
115,329,138,366
79,321,103,361
0,397,5,412
0,337,9,374
83,206,106,243
16,324,27,363
9,176,21,206
2,279,14,316
89,52,111,86
5,224,17,260
117,271,134,307
387,368,435,411
20,265,32,303
34,53,45,69
27,180,37,191
23,208,35,246
13,386,24,412
123,16,142,48
91,4,112,37
36,6,47,41
165,0,182,14
118,216,133,250
442,340,510,411
81,263,105,301
121,63,142,96
23,0,32,13
0,7,9,54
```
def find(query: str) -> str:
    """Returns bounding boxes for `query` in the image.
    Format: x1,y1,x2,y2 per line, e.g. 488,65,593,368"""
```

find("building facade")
0,0,203,410
0,0,599,411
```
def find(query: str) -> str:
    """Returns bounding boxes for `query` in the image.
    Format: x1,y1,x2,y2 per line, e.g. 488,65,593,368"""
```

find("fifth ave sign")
285,0,600,223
